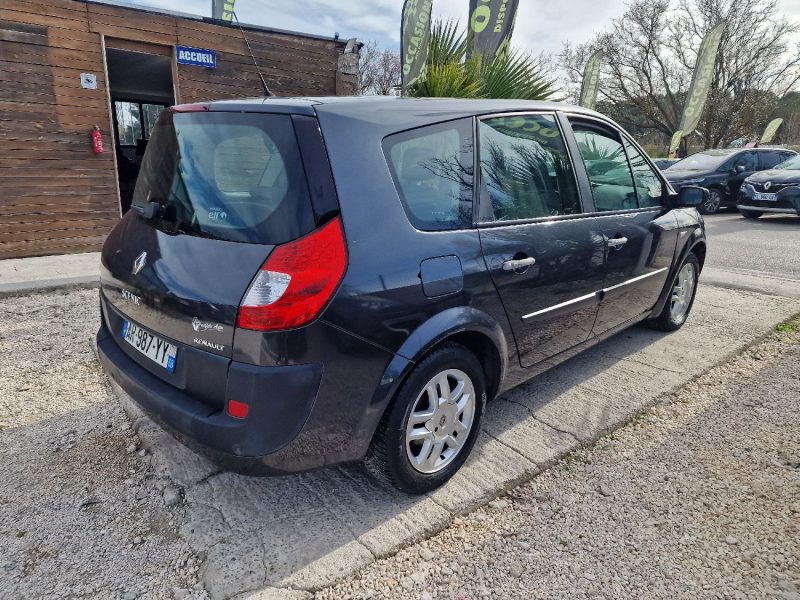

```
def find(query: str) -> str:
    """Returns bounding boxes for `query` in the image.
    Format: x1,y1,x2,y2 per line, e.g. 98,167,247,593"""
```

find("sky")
121,0,800,58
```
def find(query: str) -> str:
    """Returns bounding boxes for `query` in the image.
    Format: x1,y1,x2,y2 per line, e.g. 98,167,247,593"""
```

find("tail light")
237,217,347,331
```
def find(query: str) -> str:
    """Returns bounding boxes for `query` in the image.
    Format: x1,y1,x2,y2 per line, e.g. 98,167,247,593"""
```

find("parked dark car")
737,154,800,219
665,147,796,214
96,97,708,494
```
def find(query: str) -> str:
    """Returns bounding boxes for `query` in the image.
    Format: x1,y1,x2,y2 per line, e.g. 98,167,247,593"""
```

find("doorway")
105,44,175,214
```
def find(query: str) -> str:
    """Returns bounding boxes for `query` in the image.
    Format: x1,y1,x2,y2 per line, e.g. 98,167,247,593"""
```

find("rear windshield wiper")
133,197,224,241
131,201,162,220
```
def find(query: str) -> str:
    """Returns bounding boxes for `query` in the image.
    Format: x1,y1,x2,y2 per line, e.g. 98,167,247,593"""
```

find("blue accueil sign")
176,45,217,68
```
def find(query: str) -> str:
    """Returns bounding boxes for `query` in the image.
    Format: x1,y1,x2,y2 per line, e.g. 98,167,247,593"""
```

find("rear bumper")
96,321,323,475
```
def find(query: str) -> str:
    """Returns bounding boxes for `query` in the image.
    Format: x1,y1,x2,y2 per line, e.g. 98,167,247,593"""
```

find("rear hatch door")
101,108,319,364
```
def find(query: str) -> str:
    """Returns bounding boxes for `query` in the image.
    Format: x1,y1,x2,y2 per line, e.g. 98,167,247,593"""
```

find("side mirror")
675,185,707,208
735,165,746,174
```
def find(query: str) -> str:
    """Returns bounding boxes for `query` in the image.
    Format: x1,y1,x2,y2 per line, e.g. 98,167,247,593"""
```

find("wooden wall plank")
89,21,177,46
0,235,111,258
0,8,89,33
0,66,106,88
0,42,104,71
0,218,120,238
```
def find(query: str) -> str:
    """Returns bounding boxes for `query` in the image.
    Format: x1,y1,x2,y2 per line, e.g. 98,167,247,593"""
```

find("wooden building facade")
0,0,358,259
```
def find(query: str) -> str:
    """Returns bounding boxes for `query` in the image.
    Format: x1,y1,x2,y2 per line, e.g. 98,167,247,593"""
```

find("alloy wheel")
703,190,722,213
670,262,696,322
405,369,476,474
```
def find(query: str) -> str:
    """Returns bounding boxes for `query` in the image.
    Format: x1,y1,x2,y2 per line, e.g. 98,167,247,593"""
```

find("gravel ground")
1,288,798,600
0,289,205,599
315,322,800,600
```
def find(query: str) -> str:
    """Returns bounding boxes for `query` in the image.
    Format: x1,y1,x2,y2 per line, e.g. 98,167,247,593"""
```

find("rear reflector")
227,399,249,420
237,217,347,331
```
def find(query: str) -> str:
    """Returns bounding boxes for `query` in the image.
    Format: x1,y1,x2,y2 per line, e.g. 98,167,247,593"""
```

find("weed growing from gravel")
775,320,799,333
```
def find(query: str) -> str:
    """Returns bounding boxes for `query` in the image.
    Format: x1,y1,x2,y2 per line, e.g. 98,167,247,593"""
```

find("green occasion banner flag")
468,0,519,60
401,0,433,90
761,118,784,144
212,0,235,21
579,50,603,109
670,22,726,156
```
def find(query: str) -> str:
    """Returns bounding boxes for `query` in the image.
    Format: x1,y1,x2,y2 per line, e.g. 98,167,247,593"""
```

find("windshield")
132,111,315,244
776,155,800,170
673,150,733,171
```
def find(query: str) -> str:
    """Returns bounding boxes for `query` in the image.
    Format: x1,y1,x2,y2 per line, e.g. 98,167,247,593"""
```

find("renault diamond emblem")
764,181,772,191
132,252,147,275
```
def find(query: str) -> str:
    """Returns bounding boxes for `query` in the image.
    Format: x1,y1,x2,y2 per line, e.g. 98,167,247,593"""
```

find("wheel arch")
692,240,707,271
368,306,509,413
436,330,504,402
648,228,706,320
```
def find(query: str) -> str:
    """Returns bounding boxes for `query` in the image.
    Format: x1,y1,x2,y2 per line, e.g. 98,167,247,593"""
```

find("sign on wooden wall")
176,45,217,68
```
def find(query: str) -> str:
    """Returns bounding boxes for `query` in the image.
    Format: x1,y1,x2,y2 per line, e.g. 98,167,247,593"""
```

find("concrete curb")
0,276,100,298
0,251,100,298
701,266,800,300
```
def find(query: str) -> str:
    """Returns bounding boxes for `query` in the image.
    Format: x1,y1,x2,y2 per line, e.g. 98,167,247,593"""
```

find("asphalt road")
704,212,800,280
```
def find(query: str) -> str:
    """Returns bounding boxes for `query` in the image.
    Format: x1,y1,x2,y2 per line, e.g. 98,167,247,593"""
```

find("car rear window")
132,111,315,245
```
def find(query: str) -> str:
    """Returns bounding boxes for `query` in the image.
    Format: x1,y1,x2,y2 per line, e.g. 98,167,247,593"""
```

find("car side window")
760,151,784,169
384,119,474,231
571,123,638,212
477,114,580,222
735,152,758,171
623,139,664,208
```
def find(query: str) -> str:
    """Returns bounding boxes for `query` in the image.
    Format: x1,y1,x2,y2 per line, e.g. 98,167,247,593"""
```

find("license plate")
753,192,777,201
122,320,177,372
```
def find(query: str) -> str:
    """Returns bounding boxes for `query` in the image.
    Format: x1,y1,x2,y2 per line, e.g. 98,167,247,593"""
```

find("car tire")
646,253,700,332
697,188,723,214
739,208,763,219
364,343,487,494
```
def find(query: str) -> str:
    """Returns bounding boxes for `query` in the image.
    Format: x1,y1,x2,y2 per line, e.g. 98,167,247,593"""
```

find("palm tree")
408,20,558,101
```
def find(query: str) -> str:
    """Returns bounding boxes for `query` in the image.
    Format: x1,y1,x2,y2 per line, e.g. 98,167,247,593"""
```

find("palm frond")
480,51,558,100
410,62,483,98
408,19,559,101
427,19,468,67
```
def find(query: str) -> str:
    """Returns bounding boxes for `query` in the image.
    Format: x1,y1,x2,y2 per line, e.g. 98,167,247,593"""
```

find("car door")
566,117,679,336
725,150,758,199
476,112,606,368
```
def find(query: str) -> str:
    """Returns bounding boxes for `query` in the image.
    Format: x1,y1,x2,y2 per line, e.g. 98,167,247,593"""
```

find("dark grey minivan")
96,97,708,493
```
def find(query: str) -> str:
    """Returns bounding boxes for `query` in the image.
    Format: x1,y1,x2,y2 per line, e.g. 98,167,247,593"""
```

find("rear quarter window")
383,119,474,231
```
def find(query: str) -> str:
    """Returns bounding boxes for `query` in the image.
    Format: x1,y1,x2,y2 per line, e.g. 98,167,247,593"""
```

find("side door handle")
502,257,536,271
606,236,628,250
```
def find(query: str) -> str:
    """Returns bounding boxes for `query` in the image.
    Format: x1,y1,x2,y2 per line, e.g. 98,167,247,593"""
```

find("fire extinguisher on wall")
91,125,104,154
